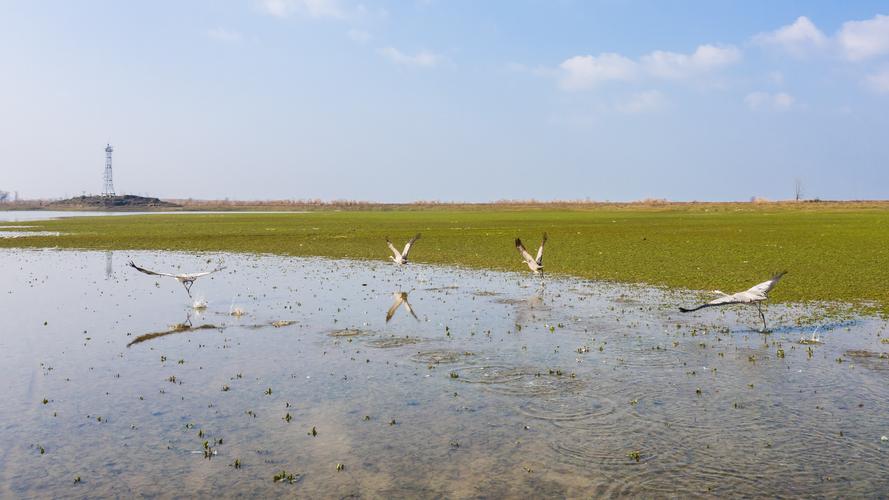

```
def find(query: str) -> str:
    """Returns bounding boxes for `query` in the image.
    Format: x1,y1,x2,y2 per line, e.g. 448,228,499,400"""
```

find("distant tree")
0,191,9,203
794,178,804,201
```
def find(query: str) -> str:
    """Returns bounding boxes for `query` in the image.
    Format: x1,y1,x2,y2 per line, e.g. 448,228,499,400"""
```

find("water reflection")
105,251,113,279
127,311,221,347
386,291,419,322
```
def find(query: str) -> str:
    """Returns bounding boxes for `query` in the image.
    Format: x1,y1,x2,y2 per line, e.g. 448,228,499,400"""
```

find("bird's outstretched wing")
515,238,536,265
745,271,787,297
535,232,548,266
679,293,744,312
127,261,177,278
386,293,405,322
402,233,421,258
386,237,402,260
183,266,227,279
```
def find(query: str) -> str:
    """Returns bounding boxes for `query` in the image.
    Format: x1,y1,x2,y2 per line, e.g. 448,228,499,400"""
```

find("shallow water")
1,249,888,498
0,210,308,223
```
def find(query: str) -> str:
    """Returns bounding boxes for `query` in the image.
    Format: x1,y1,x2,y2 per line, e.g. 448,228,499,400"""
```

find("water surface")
1,250,887,497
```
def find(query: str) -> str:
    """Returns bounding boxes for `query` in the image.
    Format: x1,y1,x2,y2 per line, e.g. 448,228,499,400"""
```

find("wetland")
2,248,888,497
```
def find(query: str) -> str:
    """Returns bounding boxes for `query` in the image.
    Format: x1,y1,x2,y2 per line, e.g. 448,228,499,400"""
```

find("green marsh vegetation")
2,203,887,312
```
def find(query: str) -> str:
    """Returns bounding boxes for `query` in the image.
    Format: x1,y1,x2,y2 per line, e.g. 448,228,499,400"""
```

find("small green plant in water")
627,450,641,462
273,470,298,484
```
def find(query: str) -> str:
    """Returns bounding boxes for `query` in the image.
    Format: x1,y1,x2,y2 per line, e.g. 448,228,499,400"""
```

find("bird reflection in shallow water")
127,311,220,347
386,291,419,322
105,251,113,279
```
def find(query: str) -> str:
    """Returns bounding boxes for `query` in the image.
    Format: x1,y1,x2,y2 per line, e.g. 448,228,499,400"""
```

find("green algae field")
2,203,888,312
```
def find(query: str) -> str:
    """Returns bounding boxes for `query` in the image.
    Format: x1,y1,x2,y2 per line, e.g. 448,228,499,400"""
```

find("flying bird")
679,271,787,332
127,260,226,297
386,234,421,265
515,233,547,273
386,292,419,322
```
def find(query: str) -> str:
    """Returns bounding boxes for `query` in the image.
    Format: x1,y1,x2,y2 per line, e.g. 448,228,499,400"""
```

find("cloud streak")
558,44,740,90
378,47,441,68
259,0,343,19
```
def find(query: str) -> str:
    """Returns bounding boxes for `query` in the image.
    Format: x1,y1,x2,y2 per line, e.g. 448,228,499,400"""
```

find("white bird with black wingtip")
679,271,787,332
386,234,421,265
515,233,547,273
127,260,226,298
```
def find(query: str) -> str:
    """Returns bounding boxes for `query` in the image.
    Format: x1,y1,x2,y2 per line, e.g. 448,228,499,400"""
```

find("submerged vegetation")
2,204,888,311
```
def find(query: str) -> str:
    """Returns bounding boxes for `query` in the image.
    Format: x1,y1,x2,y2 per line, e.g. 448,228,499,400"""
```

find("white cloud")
865,69,889,93
756,14,889,62
753,16,828,56
641,44,741,79
558,53,637,90
616,90,667,113
745,91,795,111
206,27,243,43
347,29,372,44
259,0,343,18
378,47,441,68
837,14,889,61
557,44,739,90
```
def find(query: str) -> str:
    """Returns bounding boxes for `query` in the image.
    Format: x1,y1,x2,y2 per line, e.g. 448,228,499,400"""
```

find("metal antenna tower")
103,143,115,196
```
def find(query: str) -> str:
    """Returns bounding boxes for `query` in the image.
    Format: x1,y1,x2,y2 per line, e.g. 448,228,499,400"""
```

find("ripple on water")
451,364,587,397
367,336,425,348
328,328,373,337
517,393,618,424
410,349,473,365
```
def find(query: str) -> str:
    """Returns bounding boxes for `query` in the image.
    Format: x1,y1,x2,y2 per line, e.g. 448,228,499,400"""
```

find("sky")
1,0,888,202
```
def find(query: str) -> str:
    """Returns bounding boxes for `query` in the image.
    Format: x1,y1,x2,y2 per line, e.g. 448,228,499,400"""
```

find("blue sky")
1,1,888,202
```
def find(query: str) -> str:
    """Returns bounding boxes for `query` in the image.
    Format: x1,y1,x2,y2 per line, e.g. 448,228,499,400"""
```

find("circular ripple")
367,336,424,348
451,365,587,397
328,328,372,338
517,394,618,423
410,350,473,365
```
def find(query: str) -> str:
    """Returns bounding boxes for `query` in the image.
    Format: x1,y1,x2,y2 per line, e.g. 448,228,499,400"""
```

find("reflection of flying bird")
515,233,547,273
127,260,226,297
679,272,787,332
386,234,421,265
127,313,214,347
386,292,419,322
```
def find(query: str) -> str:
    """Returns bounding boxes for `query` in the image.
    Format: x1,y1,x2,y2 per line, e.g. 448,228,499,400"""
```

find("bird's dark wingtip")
678,307,693,313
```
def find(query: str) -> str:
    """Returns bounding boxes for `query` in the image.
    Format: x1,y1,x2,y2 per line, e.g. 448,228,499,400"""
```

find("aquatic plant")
273,470,299,484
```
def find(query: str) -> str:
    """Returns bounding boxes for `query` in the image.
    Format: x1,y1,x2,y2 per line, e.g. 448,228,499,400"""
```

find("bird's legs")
183,280,194,298
757,302,768,333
